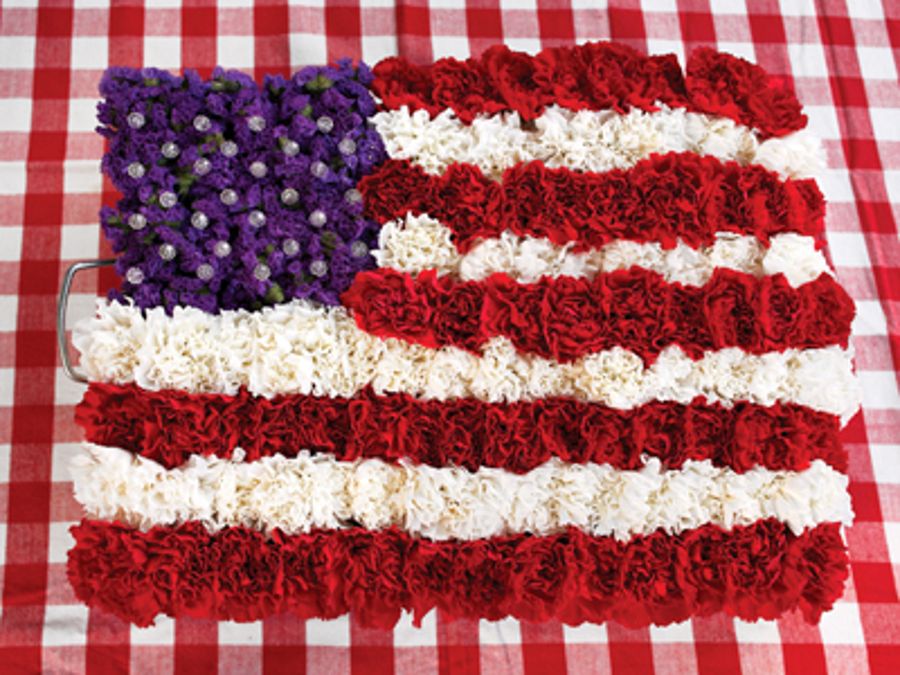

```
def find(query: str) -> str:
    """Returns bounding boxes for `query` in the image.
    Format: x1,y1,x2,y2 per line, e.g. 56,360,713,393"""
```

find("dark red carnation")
722,520,792,621
433,162,503,251
758,274,803,350
484,273,550,357
432,57,505,123
482,45,551,120
633,402,689,468
341,269,438,347
674,525,727,613
583,168,639,246
533,46,593,111
631,152,707,248
686,47,806,138
420,272,488,353
508,533,575,623
616,531,688,627
703,269,761,351
359,159,432,223
542,275,604,362
371,57,439,115
342,528,409,629
601,269,669,364
797,273,855,348
501,161,556,241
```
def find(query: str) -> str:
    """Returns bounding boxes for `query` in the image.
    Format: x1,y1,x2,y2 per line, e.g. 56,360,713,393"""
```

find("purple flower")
98,62,387,315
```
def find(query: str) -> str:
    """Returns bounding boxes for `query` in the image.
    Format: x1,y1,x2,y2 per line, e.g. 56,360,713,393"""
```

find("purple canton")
98,60,387,314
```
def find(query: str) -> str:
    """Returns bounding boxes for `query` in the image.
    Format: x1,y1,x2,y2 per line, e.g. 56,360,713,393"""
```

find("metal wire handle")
57,258,116,383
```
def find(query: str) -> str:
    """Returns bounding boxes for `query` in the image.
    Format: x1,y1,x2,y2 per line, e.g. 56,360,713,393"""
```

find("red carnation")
482,45,551,120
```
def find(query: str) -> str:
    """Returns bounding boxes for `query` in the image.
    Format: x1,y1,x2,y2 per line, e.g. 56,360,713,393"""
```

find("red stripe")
343,268,854,365
537,0,576,49
607,624,654,675
254,1,291,81
67,520,849,630
677,0,716,60
325,0,362,64
350,616,394,675
437,614,480,675
521,621,568,674
607,0,648,55
359,156,826,254
108,1,144,68
466,0,503,61
396,0,433,65
86,609,130,675
76,383,847,475
174,618,218,675
692,615,741,675
262,614,308,675
371,42,805,137
181,0,217,79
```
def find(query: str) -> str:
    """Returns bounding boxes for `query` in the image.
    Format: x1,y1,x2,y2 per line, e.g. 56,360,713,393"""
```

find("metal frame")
57,258,116,383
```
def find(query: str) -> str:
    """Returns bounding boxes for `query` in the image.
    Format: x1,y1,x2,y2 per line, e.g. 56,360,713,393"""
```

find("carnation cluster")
79,383,845,475
71,43,857,630
98,61,387,313
361,154,826,253
372,44,806,137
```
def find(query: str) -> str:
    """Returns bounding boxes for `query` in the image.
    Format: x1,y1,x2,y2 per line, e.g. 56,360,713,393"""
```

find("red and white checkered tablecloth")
1,0,899,673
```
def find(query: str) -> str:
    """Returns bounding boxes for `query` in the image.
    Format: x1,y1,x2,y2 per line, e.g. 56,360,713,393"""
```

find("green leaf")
304,74,333,93
265,284,285,304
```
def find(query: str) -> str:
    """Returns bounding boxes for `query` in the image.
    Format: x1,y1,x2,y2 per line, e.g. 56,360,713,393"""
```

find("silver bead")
194,157,211,176
127,162,145,179
338,138,357,155
193,114,211,132
248,210,266,228
253,263,271,281
344,188,363,204
125,267,144,284
282,238,300,256
220,189,238,206
128,213,147,230
158,243,176,260
214,240,232,258
161,142,180,159
316,116,334,133
310,161,328,178
196,263,214,281
248,115,266,132
282,139,300,156
127,112,145,129
310,260,328,277
221,140,238,157
191,212,209,230
159,191,177,209
249,161,267,178
351,240,369,258
281,188,299,205
308,210,327,227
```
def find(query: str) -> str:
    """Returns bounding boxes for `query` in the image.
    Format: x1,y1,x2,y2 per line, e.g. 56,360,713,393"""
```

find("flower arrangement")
69,43,858,631
372,44,806,136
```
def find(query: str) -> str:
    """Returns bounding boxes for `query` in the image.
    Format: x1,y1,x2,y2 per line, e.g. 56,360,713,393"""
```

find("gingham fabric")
1,0,898,673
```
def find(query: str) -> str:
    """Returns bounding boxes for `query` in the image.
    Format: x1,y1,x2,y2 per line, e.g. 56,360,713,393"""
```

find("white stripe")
375,213,831,287
74,300,861,422
72,443,853,541
373,105,824,182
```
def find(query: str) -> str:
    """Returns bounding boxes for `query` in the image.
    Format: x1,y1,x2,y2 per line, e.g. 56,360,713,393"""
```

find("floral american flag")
68,42,858,632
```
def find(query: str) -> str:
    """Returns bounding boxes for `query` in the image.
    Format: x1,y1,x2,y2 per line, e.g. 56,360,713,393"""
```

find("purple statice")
97,61,387,315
